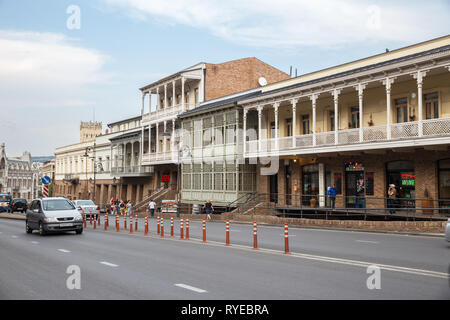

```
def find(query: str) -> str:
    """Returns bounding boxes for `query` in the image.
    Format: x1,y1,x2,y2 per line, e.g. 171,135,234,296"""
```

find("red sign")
161,174,170,182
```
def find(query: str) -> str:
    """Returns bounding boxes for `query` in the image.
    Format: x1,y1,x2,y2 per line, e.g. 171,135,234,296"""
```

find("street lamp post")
83,142,103,203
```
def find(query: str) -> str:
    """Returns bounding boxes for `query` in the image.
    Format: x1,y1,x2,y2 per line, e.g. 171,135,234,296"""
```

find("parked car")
445,218,450,242
25,197,83,235
73,199,100,220
8,198,28,213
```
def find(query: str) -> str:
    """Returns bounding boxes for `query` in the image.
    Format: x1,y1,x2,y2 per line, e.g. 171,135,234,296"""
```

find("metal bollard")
226,219,230,246
185,217,189,240
144,215,148,236
116,214,119,232
253,221,258,250
157,216,160,235
202,218,206,243
160,217,164,238
284,223,290,254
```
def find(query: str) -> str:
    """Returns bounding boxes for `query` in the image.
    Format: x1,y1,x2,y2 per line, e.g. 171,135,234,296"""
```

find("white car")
73,199,100,219
445,218,450,242
25,197,83,235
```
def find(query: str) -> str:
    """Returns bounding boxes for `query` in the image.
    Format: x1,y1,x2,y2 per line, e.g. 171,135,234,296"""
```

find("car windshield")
14,199,26,203
42,199,75,211
76,200,96,206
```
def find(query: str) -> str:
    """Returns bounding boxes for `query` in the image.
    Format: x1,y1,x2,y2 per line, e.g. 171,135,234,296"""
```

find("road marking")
57,249,71,253
11,235,18,238
174,283,207,293
355,240,379,244
100,261,119,268
31,241,39,244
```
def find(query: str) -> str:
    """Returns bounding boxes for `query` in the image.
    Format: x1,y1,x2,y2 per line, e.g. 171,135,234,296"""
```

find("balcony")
142,103,198,123
245,117,450,157
111,165,154,177
142,151,178,165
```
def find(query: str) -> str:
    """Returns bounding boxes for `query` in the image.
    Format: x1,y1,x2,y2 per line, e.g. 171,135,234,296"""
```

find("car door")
27,201,37,228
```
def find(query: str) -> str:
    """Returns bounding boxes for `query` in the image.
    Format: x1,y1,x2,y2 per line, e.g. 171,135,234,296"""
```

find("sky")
0,0,449,157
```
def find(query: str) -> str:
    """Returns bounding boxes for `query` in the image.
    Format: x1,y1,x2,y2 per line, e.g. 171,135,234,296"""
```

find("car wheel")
76,228,83,235
39,222,46,236
26,220,33,234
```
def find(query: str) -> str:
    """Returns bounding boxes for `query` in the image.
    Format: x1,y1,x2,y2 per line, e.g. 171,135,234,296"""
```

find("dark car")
8,198,28,213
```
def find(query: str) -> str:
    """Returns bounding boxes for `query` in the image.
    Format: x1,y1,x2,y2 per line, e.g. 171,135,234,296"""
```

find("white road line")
57,249,71,253
31,241,39,244
174,283,207,293
355,240,379,244
100,261,119,268
11,235,18,239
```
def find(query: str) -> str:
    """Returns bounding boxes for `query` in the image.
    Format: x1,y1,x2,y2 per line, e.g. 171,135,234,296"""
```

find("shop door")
345,171,365,208
285,164,292,205
269,173,278,203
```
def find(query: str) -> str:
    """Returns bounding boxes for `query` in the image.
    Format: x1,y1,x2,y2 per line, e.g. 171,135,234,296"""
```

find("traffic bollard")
284,223,290,254
157,216,160,235
185,217,189,240
130,214,133,234
226,220,230,246
116,214,119,232
170,216,174,237
90,213,92,225
124,213,127,230
160,217,164,238
105,214,108,231
144,215,148,236
202,218,206,243
135,214,138,232
180,217,184,240
93,215,97,230
253,221,258,250
83,213,86,228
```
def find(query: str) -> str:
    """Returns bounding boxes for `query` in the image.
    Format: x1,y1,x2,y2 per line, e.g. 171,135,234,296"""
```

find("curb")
0,214,26,220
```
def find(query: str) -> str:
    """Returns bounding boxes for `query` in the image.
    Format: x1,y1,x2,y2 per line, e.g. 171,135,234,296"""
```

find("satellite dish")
258,77,267,86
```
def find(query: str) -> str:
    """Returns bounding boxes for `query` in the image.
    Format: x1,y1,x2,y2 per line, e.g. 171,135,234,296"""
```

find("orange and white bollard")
180,217,184,240
185,217,189,240
202,218,206,243
144,215,148,236
130,214,133,234
93,214,97,230
160,217,164,238
104,213,108,231
83,213,86,228
116,213,119,232
157,216,160,234
97,212,101,226
89,212,92,225
226,219,230,246
253,221,258,250
124,213,127,230
170,216,174,237
135,214,138,231
284,223,290,254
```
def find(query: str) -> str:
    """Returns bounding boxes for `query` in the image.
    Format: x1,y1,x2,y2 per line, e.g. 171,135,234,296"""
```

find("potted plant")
421,188,433,215
367,113,374,126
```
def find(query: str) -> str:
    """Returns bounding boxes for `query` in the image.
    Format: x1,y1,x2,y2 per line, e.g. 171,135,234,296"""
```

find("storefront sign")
345,161,364,171
161,174,170,182
401,172,415,186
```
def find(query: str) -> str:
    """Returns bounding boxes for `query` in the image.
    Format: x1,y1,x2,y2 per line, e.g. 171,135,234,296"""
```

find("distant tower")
80,121,102,143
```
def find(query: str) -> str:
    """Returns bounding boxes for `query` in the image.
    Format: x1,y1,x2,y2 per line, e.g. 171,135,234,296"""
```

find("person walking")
326,184,337,210
127,200,133,216
149,199,156,218
203,200,214,220
387,184,397,214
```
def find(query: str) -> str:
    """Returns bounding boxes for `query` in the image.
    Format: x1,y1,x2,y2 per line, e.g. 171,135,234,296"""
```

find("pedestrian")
119,200,125,216
127,200,133,216
326,184,337,210
203,200,214,220
387,184,397,214
149,199,156,217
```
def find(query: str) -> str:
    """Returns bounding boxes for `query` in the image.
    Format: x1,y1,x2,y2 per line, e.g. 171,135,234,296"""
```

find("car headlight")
74,215,82,221
44,217,58,223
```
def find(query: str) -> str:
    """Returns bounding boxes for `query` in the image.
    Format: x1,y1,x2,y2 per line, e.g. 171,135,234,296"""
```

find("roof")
179,89,262,118
108,129,141,141
244,41,450,102
107,115,141,127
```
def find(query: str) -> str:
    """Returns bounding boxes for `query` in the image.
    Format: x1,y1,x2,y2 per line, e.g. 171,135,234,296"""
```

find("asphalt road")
0,217,449,300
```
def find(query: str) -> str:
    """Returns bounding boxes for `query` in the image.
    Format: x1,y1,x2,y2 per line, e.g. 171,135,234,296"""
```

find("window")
394,97,408,123
193,120,202,148
424,92,439,119
350,106,359,128
203,117,212,147
329,110,335,131
214,163,223,191
302,115,310,134
286,118,292,136
194,88,199,104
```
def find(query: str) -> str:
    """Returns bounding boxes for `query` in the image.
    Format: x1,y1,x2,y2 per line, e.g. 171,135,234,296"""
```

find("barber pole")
157,216,160,234
170,216,174,237
43,184,49,198
130,214,133,234
226,220,230,246
160,217,164,238
253,221,258,250
144,215,148,236
185,217,189,240
116,213,119,232
284,223,290,254
202,218,206,243
180,217,184,240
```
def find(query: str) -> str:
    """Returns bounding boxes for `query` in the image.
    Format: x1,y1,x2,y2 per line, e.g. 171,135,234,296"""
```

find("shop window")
386,160,415,208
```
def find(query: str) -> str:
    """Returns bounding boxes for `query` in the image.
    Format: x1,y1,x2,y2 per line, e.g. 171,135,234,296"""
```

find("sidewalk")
0,212,25,220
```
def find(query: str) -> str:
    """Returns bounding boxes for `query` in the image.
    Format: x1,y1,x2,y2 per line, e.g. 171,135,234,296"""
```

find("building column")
172,80,176,107
243,109,248,155
257,105,263,152
171,118,176,154
156,123,159,153
318,163,325,207
156,87,160,110
163,121,167,154
274,102,279,150
333,89,341,144
181,77,186,111
414,70,428,137
357,83,366,142
148,125,151,154
164,83,168,109
310,94,317,146
383,77,395,140
291,98,297,148
141,92,146,115
148,90,152,112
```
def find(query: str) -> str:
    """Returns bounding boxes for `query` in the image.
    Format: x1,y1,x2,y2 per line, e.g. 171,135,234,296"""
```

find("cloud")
104,0,450,48
0,30,110,108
